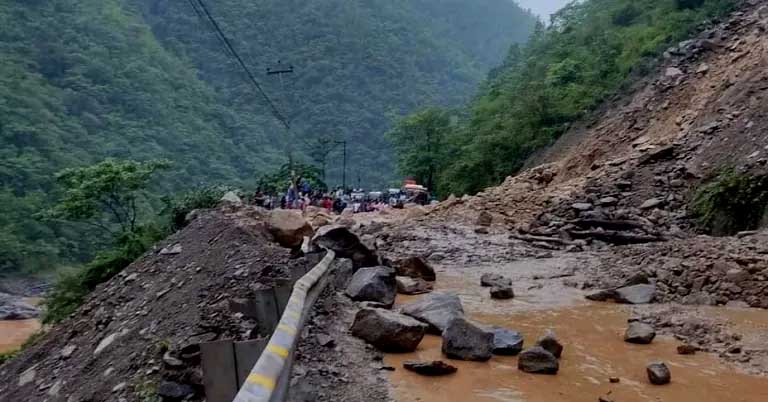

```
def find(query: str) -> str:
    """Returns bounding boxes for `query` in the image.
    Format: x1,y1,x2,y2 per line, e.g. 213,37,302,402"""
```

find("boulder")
518,347,559,374
351,308,427,352
614,284,656,304
624,322,656,344
441,317,494,361
157,381,195,400
647,362,671,385
490,285,514,300
677,345,697,355
345,267,397,308
393,257,436,281
491,328,524,356
585,289,617,302
403,361,458,376
267,210,313,248
401,293,464,334
535,330,563,358
480,273,512,288
725,269,751,284
396,277,433,295
219,191,243,205
476,211,493,227
312,225,378,268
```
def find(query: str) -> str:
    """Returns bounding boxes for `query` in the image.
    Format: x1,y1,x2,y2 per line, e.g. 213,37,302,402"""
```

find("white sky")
515,0,571,20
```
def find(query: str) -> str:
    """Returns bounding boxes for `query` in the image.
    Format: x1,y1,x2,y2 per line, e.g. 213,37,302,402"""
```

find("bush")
162,185,232,232
692,170,768,236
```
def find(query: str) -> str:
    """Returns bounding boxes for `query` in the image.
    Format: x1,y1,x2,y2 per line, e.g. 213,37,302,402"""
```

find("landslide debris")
0,207,310,402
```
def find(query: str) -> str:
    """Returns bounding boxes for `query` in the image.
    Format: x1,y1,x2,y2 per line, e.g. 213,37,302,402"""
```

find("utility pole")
267,61,295,169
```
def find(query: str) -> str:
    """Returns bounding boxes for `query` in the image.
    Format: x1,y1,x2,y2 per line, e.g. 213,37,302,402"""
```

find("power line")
190,0,291,130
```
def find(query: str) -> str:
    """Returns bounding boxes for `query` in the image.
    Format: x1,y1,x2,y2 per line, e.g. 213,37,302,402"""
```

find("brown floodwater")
0,319,40,354
386,275,768,402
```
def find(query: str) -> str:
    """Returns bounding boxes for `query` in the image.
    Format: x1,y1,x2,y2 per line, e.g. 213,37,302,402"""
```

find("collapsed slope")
0,208,309,402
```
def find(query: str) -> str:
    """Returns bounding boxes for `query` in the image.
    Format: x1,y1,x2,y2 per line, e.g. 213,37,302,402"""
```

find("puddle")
386,274,768,402
0,319,40,354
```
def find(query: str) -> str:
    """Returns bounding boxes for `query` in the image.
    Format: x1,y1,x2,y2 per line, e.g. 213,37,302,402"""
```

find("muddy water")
386,275,768,402
0,320,40,353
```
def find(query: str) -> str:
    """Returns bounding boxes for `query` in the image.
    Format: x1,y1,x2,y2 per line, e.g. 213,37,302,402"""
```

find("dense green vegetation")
388,0,736,196
0,0,536,276
692,169,768,236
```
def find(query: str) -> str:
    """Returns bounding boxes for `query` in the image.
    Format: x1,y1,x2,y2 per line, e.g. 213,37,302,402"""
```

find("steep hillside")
0,0,536,275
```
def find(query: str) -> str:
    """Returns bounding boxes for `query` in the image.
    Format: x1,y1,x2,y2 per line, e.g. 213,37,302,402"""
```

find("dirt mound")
428,2,768,239
0,207,309,402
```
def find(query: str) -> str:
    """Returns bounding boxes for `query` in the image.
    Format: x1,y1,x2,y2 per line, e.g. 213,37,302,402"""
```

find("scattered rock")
401,293,464,334
647,362,671,385
536,330,564,358
491,328,524,356
350,308,427,352
60,344,77,359
396,276,433,295
474,227,490,235
609,377,620,383
441,317,494,361
159,244,183,255
625,322,656,344
640,198,665,210
677,345,697,355
614,284,656,304
665,67,684,77
476,211,493,227
403,361,458,376
518,347,559,374
345,266,397,308
480,273,512,288
18,365,36,387
268,210,314,248
393,257,436,281
572,203,594,211
490,285,515,299
157,381,195,400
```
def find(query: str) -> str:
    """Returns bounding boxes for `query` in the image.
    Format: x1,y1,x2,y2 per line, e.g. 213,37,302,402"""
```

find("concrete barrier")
232,249,336,402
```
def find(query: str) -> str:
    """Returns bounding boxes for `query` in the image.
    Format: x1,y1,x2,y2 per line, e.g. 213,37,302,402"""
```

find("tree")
41,159,171,237
257,161,326,195
385,108,454,194
305,136,344,182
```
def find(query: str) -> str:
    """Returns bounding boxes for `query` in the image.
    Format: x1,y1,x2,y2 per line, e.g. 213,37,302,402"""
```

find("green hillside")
0,0,536,275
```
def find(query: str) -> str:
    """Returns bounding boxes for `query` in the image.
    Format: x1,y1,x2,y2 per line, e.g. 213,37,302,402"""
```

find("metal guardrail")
232,249,336,402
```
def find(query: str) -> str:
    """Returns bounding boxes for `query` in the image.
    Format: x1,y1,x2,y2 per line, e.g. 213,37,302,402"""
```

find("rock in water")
624,322,656,344
490,285,514,299
403,361,458,376
396,276,433,295
267,210,313,248
518,347,559,374
614,284,656,304
401,293,464,334
311,225,378,268
491,328,524,356
647,362,671,385
677,345,697,355
536,330,563,358
345,266,397,308
441,317,493,361
393,257,436,281
351,308,427,352
480,273,512,288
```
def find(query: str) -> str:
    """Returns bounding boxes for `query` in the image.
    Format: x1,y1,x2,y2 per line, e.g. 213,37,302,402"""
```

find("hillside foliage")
388,0,736,197
0,0,536,275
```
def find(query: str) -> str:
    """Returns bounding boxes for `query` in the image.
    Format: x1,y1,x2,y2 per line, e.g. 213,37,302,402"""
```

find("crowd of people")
250,177,429,215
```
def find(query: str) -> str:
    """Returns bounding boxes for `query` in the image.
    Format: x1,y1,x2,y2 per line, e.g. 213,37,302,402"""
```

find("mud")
0,320,40,354
387,274,768,402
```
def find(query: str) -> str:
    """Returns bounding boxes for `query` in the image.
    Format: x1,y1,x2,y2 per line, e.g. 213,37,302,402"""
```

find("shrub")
692,170,768,236
162,185,233,232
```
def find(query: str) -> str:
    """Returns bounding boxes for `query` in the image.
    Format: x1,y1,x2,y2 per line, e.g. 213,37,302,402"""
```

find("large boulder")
480,273,512,288
351,308,427,352
401,293,464,334
535,330,563,358
393,257,436,282
490,285,514,300
625,322,656,344
267,210,313,248
345,267,396,308
518,347,559,374
491,328,524,356
614,284,656,304
647,362,671,385
441,317,493,361
312,225,378,268
396,277,433,295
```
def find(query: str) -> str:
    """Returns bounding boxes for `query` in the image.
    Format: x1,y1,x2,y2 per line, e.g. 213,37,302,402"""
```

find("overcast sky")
515,0,571,20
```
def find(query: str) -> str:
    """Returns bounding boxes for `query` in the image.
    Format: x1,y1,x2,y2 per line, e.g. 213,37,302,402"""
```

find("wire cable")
190,0,291,130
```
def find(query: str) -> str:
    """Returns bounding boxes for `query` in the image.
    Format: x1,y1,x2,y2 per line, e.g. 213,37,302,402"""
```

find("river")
0,319,40,354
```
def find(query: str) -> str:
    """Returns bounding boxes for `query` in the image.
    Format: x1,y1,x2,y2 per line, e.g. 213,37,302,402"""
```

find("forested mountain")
0,0,536,275
387,0,737,196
